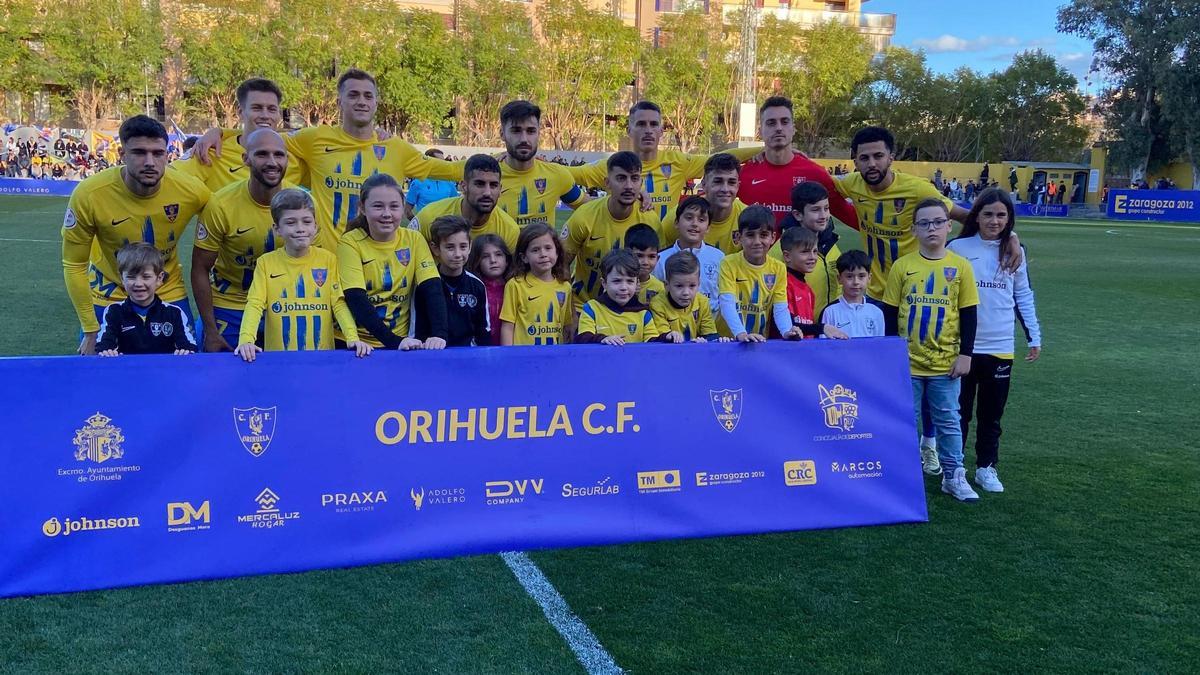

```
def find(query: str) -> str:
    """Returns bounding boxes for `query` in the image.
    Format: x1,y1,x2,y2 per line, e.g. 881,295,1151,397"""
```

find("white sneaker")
974,466,1004,493
941,468,980,502
920,441,941,476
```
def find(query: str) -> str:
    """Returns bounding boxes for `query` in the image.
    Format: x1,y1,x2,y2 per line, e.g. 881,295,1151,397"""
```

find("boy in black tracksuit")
419,215,491,346
96,243,198,356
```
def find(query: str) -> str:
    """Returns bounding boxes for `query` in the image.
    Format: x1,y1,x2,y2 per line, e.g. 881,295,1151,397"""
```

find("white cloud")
911,34,1021,53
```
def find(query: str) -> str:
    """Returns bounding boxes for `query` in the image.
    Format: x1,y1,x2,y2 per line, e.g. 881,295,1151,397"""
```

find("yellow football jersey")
336,227,440,346
651,292,717,341
195,180,298,310
62,166,211,331
498,160,587,227
563,198,662,304
717,251,788,337
768,240,842,320
413,196,520,253
883,251,980,376
578,298,661,343
284,126,460,250
239,247,357,350
499,273,573,346
661,198,747,254
834,171,952,299
637,275,665,305
570,147,760,222
171,131,304,191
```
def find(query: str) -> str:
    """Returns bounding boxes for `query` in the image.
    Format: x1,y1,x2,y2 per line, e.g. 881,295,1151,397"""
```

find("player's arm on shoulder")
569,161,606,189
719,146,763,164
193,127,238,166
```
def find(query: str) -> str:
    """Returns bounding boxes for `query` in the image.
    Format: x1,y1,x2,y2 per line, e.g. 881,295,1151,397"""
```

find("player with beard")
191,128,294,351
494,100,589,226
737,96,859,231
569,101,761,222
172,78,302,190
412,154,520,253
63,115,211,354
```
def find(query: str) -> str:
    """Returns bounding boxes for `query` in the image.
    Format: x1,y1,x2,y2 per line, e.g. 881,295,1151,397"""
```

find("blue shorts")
212,306,264,349
92,298,201,344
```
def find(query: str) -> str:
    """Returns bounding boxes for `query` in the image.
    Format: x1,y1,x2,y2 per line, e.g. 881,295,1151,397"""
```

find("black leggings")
959,354,1013,468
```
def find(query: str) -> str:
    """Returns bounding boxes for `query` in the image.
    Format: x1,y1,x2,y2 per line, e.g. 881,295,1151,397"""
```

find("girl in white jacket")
947,188,1042,493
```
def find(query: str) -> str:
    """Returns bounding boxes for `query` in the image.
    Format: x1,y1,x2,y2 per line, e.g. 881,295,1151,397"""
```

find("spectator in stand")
1046,180,1057,204
1057,180,1066,204
965,180,977,202
934,167,943,190
949,177,961,200
980,161,990,187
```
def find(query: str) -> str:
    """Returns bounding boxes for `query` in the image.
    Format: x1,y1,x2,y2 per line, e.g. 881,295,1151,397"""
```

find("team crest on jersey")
662,164,673,178
373,144,387,161
943,267,958,282
312,269,328,287
893,198,907,212
818,384,858,432
764,274,777,288
396,248,411,266
793,176,808,186
709,389,743,433
163,204,180,222
627,323,637,335
234,407,276,457
534,178,547,194
556,291,567,306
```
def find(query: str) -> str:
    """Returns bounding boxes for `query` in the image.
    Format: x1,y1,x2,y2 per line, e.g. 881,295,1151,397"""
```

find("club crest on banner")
234,407,277,457
73,412,125,464
709,389,743,432
818,384,858,432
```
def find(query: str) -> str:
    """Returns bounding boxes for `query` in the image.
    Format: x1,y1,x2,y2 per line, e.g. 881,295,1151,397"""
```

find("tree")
0,0,45,122
990,50,1088,161
641,9,736,152
374,11,466,138
1159,11,1200,186
42,0,165,124
1057,0,1188,179
534,0,638,150
756,19,872,155
917,69,992,163
456,0,542,145
853,46,932,159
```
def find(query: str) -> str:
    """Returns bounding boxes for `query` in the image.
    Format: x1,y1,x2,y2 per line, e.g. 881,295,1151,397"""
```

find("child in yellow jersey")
500,223,573,346
576,250,665,346
651,251,727,343
236,189,372,362
337,173,447,351
717,206,795,342
624,223,665,305
883,198,980,502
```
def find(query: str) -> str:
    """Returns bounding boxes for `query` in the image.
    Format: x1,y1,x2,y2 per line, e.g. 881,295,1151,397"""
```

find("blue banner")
953,200,1069,217
0,340,926,598
0,178,78,197
1106,189,1200,221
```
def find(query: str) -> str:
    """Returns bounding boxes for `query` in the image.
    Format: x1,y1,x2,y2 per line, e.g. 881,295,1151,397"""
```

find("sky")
865,0,1098,92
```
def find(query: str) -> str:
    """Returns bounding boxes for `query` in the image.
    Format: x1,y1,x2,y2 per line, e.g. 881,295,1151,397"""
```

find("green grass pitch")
0,194,1197,672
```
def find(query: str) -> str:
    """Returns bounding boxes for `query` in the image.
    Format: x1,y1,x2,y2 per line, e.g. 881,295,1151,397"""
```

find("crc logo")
485,479,544,505
637,470,681,493
784,460,817,486
818,384,859,432
167,501,211,527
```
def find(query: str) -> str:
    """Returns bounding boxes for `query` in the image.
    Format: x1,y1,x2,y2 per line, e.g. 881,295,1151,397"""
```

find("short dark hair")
624,223,659,252
236,78,283,109
835,249,871,274
628,100,662,119
336,68,376,93
118,115,168,145
850,126,895,156
607,150,641,175
760,95,793,115
737,205,774,233
501,100,541,127
790,181,829,212
116,242,163,276
464,153,501,181
424,147,444,158
780,226,818,252
429,215,470,246
600,248,639,280
675,195,710,221
664,250,700,280
703,152,741,176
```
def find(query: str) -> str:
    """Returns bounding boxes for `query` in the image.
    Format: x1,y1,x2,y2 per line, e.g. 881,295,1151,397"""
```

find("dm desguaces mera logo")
815,384,874,442
59,412,142,483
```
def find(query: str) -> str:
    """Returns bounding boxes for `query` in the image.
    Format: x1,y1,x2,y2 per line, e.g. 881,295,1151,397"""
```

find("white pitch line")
501,551,623,675
0,237,58,243
1029,221,1200,231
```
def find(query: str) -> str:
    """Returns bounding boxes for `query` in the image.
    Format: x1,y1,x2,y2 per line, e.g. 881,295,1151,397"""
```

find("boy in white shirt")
821,250,884,338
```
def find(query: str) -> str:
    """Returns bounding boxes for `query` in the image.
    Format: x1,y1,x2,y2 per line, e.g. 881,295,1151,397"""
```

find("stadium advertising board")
954,200,1069,218
0,178,78,197
1106,189,1200,222
0,340,926,598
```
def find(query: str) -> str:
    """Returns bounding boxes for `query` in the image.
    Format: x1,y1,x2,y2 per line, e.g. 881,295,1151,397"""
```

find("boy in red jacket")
780,227,848,340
